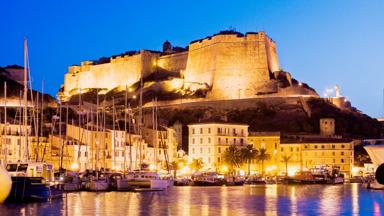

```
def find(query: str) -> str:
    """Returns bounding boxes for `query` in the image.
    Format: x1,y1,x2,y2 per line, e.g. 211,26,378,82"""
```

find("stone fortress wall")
61,31,283,101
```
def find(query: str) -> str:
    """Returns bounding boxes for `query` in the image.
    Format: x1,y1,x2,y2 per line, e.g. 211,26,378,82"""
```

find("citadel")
58,31,330,104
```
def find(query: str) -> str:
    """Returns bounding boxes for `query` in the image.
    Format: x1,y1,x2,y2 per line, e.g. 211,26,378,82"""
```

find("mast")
40,80,44,162
152,98,157,171
112,96,115,171
18,91,22,160
96,91,99,178
139,71,143,168
123,86,127,174
59,103,63,171
3,82,7,164
23,38,29,161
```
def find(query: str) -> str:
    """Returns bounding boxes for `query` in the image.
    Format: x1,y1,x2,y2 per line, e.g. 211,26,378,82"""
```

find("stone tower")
320,118,335,137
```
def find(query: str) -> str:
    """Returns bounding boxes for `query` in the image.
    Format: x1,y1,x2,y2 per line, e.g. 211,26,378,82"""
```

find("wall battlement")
60,31,285,101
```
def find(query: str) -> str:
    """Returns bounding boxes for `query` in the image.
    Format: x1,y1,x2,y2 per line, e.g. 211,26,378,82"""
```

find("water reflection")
0,184,383,215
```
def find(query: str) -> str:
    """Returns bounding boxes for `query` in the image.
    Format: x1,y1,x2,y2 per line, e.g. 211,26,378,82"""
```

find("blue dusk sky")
0,0,383,117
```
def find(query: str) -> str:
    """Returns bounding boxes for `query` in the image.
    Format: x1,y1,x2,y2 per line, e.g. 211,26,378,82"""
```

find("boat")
124,171,171,191
192,173,226,186
282,171,324,184
244,175,266,186
0,165,12,203
364,143,384,190
5,162,63,202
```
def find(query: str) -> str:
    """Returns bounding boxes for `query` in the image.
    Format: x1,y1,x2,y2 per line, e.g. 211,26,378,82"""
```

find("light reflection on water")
0,184,383,215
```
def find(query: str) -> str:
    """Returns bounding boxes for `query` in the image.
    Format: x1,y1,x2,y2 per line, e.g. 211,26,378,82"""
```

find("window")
208,137,211,143
281,147,284,152
314,145,318,149
290,147,293,152
332,145,335,149
208,128,211,134
218,157,221,163
321,145,324,149
200,128,203,134
241,129,244,135
192,148,195,154
333,159,335,163
233,138,236,144
218,137,221,144
296,147,299,152
275,143,277,149
208,148,211,154
192,138,195,144
341,159,344,163
200,148,203,154
192,129,195,134
233,128,236,135
332,152,335,156
341,145,345,148
200,138,203,144
341,151,344,156
217,128,221,134
240,138,244,144
218,147,221,153
226,138,228,144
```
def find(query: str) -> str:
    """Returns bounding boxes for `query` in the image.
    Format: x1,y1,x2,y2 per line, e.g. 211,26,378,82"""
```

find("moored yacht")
123,170,172,191
5,162,63,202
364,144,384,189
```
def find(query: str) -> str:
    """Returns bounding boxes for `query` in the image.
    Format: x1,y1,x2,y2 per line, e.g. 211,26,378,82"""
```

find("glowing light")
128,87,133,92
221,165,229,173
352,166,361,176
239,170,245,176
132,95,137,99
298,82,302,86
266,165,277,173
71,162,79,170
288,166,299,176
180,165,190,174
149,164,156,171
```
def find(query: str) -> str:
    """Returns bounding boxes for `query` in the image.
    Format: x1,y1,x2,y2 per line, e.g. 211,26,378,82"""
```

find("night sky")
1,0,383,117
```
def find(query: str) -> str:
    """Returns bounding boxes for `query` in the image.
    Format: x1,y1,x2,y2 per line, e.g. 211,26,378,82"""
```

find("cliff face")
59,31,317,102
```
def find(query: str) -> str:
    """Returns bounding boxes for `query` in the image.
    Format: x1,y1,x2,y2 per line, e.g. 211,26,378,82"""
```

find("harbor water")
0,184,383,215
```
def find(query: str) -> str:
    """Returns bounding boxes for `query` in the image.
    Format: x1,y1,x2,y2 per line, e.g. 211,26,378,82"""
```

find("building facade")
188,123,249,170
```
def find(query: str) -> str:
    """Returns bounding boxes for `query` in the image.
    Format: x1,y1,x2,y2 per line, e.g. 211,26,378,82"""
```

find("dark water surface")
0,184,383,215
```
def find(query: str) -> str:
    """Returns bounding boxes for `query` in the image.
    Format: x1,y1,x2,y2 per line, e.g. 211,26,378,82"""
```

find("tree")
240,145,258,176
223,145,242,175
255,148,271,177
169,158,186,179
281,155,292,176
190,158,204,172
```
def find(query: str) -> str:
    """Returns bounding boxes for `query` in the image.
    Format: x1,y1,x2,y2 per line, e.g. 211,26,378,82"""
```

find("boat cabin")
6,162,55,182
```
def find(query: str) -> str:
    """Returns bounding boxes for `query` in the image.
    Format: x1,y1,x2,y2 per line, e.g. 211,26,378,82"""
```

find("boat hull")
6,177,63,202
0,166,12,203
364,144,384,190
88,180,109,192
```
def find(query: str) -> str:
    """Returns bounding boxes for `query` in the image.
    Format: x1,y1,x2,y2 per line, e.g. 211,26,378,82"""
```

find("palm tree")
255,148,271,177
240,145,258,176
223,145,242,175
281,155,292,176
170,158,186,179
190,158,204,172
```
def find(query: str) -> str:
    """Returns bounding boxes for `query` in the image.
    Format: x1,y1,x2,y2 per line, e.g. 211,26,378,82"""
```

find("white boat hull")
0,165,12,203
89,180,109,191
364,144,384,189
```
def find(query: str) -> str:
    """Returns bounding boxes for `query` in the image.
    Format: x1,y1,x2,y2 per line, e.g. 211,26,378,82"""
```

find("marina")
0,184,383,215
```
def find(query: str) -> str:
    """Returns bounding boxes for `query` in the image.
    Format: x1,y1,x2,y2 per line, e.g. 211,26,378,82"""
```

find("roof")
281,137,353,144
187,122,249,127
249,131,280,137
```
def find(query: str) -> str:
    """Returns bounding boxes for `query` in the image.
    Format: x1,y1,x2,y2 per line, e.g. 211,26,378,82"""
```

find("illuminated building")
188,122,249,170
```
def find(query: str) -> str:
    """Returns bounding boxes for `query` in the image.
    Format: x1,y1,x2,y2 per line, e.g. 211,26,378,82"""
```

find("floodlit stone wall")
61,31,280,101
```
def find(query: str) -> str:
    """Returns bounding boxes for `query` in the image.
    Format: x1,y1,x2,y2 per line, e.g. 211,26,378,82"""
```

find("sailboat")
88,90,109,192
0,165,11,203
5,39,63,202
